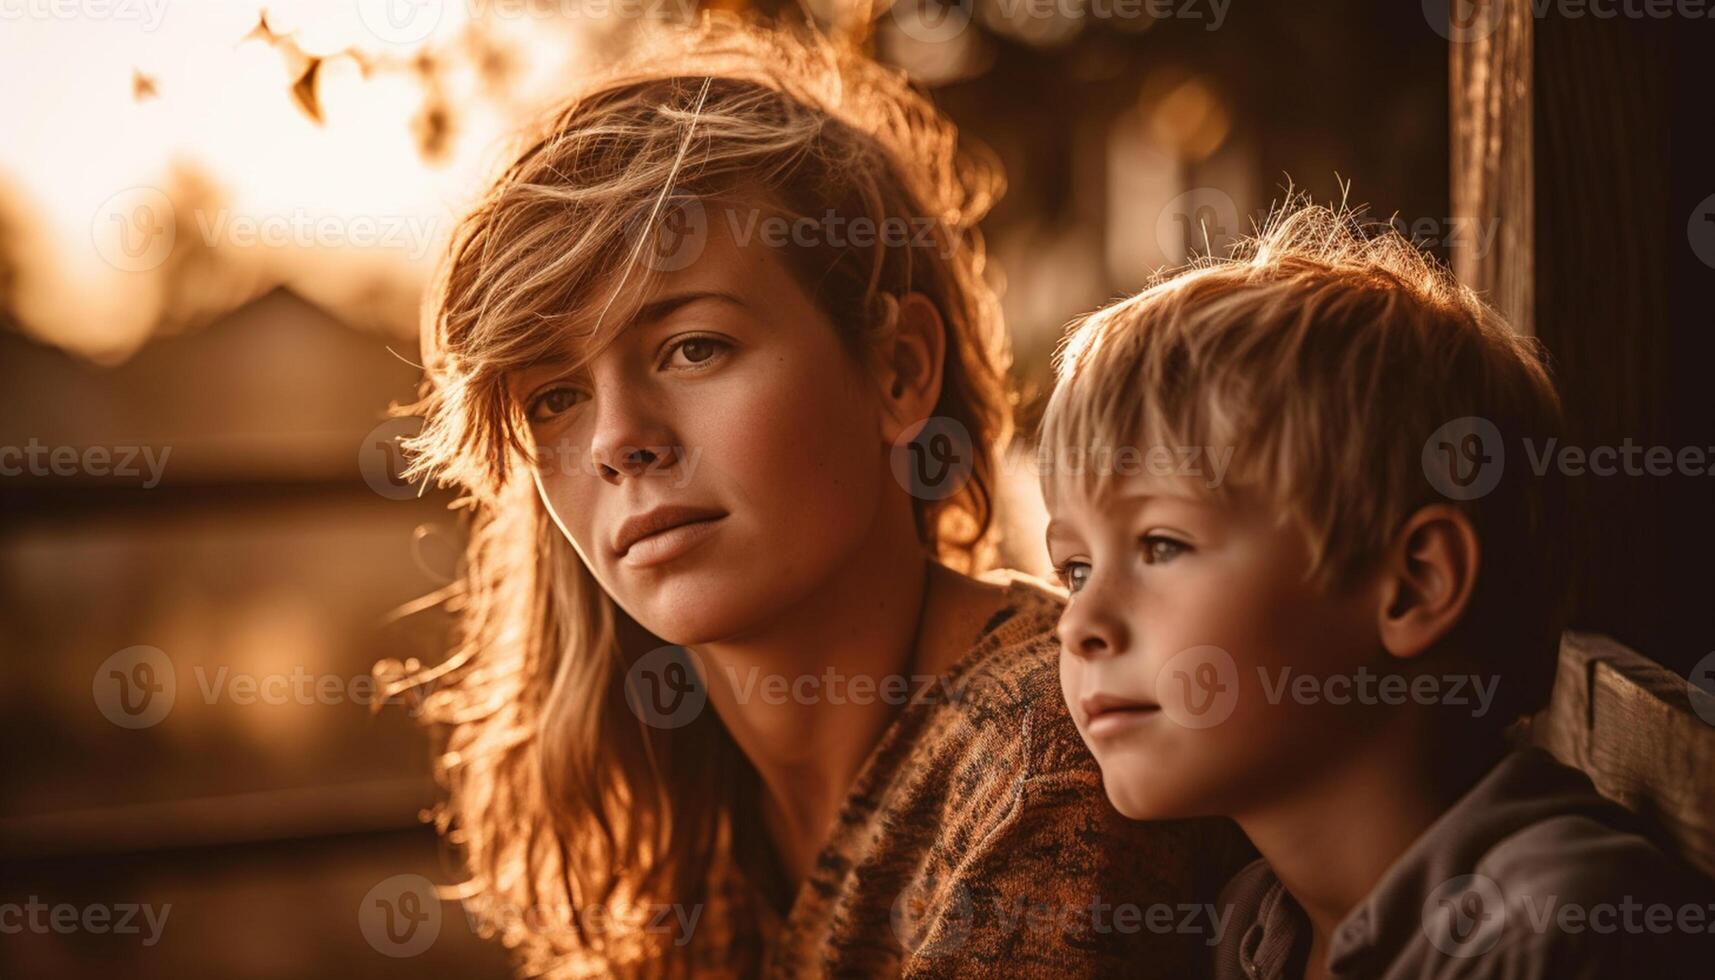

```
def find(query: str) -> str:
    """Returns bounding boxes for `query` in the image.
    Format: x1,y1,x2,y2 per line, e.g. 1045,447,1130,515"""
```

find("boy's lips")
1079,691,1161,738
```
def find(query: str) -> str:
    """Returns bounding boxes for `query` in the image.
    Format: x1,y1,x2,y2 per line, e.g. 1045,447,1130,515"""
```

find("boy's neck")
1232,716,1505,969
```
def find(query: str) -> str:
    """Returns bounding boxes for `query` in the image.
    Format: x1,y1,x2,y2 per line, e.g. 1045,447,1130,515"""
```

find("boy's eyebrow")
1115,482,1203,504
1042,491,1196,542
1043,517,1083,545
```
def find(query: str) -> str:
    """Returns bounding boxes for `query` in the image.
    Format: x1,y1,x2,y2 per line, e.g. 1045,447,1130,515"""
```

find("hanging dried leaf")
131,68,158,102
291,58,323,124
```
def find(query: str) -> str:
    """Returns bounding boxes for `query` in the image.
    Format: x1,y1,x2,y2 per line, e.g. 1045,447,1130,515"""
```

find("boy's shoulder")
1351,747,1710,976
1455,757,1713,975
1478,785,1691,906
1216,748,1713,979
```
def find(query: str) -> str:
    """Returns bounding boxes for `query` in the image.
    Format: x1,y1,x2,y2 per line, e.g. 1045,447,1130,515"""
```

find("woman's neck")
693,512,1002,888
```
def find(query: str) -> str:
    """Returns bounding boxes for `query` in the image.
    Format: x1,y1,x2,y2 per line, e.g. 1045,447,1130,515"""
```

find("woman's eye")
1055,560,1092,595
527,386,585,423
665,336,730,369
1141,535,1189,565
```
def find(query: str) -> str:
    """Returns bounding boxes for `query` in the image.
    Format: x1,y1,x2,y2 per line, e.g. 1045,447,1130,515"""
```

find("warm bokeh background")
0,3,1450,976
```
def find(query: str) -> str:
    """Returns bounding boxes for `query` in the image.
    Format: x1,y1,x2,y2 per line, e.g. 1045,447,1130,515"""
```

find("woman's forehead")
492,190,832,399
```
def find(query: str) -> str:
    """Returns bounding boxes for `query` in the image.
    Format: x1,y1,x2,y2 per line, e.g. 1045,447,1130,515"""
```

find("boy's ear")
1376,504,1481,661
872,292,947,443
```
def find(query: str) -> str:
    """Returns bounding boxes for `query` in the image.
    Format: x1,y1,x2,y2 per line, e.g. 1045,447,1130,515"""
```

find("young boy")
1038,201,1711,978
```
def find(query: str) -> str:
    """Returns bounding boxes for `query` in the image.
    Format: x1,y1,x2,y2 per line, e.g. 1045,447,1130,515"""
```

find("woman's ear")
1376,504,1482,661
873,292,947,442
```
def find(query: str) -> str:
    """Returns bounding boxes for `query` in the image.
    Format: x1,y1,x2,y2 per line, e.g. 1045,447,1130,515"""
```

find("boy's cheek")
1090,673,1277,814
1084,723,1224,820
1057,650,1093,744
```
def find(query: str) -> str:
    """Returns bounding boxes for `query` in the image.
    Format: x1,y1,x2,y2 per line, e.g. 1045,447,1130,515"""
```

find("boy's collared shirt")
1214,746,1711,979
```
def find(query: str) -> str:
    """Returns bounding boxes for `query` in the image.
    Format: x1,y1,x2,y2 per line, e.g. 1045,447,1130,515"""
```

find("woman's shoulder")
841,570,1250,973
775,568,1253,975
927,569,1092,780
912,566,1247,866
961,567,1067,671
842,567,1080,826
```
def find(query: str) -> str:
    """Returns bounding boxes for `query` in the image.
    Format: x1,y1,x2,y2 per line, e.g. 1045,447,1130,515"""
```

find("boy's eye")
1142,535,1189,565
527,385,586,422
1055,560,1092,595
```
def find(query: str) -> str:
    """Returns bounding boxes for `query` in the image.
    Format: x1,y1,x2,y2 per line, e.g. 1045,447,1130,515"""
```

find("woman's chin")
623,581,772,647
642,583,836,649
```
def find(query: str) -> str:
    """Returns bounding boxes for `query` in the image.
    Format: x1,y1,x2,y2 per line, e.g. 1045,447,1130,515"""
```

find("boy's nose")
1057,601,1129,659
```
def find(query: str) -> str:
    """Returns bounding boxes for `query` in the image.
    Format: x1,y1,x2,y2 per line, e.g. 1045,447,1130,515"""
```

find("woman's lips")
612,504,726,557
618,516,725,568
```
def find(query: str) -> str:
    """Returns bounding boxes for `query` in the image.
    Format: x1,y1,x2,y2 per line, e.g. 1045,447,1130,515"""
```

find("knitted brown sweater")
726,572,1249,978
544,573,1250,978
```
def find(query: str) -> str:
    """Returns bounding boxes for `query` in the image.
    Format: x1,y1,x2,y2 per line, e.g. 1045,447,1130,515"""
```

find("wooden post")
1450,3,1715,677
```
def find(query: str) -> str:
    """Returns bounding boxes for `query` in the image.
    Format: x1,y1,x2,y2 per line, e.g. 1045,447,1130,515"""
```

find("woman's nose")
587,386,681,485
595,444,680,484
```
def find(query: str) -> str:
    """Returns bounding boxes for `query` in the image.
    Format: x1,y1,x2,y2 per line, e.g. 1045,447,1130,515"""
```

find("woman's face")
511,215,894,645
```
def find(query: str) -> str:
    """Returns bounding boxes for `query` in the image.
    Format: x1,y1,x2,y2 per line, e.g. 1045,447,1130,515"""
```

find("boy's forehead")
1042,466,1207,508
1044,464,1240,537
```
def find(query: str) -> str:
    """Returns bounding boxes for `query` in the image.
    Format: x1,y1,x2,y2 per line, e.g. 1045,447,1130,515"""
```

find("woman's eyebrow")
630,289,748,328
515,289,749,382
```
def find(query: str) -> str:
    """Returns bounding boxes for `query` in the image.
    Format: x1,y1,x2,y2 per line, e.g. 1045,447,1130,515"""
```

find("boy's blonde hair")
1039,200,1568,724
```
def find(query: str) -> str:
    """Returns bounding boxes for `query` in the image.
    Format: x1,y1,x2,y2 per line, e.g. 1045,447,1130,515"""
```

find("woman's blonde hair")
378,19,1013,976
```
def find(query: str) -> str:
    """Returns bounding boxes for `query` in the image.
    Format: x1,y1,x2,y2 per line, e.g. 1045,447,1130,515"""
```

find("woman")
384,21,1241,978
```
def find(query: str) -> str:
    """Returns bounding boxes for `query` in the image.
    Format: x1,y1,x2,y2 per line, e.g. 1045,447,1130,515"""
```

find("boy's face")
1046,474,1384,821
